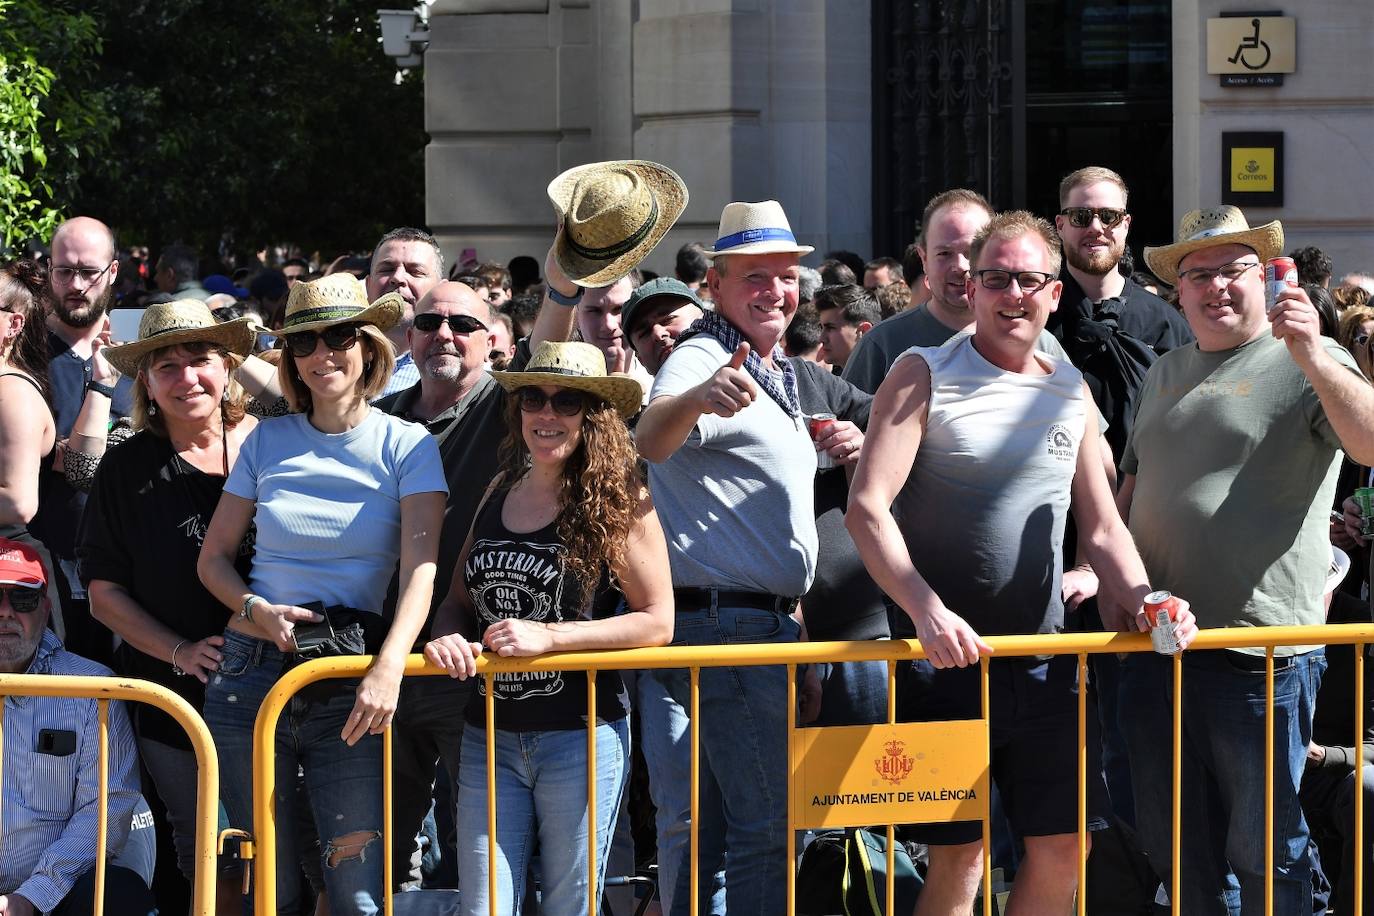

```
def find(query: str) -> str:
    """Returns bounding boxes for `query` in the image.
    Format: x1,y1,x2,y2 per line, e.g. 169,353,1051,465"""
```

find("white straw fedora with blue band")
703,200,815,258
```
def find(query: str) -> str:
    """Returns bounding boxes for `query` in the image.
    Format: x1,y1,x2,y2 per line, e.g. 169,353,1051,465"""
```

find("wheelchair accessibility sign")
1207,15,1296,84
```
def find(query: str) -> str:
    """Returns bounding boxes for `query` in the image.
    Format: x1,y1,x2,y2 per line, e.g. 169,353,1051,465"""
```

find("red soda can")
1143,590,1181,655
806,413,837,469
1264,256,1298,311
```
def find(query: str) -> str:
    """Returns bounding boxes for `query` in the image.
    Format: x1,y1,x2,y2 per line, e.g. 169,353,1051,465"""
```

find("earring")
148,401,158,416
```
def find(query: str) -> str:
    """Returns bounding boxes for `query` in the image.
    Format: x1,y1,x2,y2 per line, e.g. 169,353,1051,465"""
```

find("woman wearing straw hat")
0,260,59,607
424,341,672,916
197,274,447,915
76,298,259,892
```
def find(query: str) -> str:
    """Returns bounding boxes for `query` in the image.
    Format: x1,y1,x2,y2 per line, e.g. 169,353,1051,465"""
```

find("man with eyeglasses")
0,537,156,916
1117,206,1374,913
374,269,571,893
368,227,445,399
848,211,1195,916
843,189,1081,396
29,217,134,669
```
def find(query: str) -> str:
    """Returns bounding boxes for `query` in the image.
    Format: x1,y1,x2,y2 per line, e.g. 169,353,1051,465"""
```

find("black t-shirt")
31,332,135,563
76,431,253,747
463,486,628,731
789,359,888,642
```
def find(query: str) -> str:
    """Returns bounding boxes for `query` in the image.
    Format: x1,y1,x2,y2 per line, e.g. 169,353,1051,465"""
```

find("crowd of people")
0,158,1371,916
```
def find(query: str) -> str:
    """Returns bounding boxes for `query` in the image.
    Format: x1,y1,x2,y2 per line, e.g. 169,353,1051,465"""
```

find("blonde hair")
969,210,1063,277
132,343,248,435
278,323,395,413
1337,305,1374,355
1058,166,1129,208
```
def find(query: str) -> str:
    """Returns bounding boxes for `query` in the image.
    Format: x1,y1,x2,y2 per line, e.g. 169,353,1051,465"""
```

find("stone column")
424,0,873,274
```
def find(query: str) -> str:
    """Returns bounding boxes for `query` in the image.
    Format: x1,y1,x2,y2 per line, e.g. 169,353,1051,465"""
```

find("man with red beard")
31,217,134,667
1048,166,1192,467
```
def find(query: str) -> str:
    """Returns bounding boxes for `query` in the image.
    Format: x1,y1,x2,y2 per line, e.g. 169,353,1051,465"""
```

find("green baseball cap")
621,277,704,338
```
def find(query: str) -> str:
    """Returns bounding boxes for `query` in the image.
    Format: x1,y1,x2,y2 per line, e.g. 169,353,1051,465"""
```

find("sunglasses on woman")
517,388,587,416
285,323,361,358
0,584,44,613
1058,207,1127,230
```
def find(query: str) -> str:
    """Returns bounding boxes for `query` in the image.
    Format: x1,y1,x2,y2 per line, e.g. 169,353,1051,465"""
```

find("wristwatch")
85,379,116,398
239,594,264,622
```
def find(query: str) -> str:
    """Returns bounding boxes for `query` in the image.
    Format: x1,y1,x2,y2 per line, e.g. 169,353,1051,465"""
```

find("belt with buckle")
672,587,799,616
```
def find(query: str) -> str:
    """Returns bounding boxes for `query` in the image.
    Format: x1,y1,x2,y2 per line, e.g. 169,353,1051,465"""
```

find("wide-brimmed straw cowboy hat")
548,160,688,289
491,341,644,418
1143,206,1284,285
703,200,814,259
105,299,257,376
280,273,402,335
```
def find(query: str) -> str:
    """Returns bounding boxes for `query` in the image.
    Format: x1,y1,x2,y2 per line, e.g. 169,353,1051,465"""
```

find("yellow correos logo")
1231,147,1275,192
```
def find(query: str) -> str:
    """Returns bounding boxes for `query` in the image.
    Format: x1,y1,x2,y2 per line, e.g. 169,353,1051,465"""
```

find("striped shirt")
1,630,144,912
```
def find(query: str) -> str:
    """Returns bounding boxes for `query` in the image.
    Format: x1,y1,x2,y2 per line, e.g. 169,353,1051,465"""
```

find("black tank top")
464,486,628,731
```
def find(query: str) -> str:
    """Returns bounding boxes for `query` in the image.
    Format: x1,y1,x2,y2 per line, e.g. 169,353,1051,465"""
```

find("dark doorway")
872,0,1173,267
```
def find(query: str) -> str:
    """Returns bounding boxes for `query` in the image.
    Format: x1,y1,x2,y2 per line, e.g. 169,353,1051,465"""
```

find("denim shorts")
897,654,1110,845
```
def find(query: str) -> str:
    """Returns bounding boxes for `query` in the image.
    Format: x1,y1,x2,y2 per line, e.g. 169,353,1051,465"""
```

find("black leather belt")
673,587,799,615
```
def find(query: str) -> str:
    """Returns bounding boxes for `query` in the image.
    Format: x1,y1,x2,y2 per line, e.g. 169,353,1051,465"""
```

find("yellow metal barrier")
0,674,220,916
246,623,1372,916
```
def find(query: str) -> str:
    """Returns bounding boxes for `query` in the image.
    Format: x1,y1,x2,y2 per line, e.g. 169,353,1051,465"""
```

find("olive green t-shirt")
1121,334,1359,654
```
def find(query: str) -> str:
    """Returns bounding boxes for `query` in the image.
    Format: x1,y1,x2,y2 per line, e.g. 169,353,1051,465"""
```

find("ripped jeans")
204,629,383,916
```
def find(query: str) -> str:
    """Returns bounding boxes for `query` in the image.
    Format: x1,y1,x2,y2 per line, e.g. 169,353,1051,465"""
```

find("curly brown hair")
497,390,642,591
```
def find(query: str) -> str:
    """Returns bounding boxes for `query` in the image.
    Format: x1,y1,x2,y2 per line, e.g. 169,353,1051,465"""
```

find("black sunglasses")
517,388,587,416
285,323,361,358
0,584,44,613
1059,207,1127,229
413,313,488,335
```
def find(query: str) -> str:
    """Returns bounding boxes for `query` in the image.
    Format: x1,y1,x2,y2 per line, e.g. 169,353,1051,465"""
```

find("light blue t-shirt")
645,335,818,597
225,409,447,613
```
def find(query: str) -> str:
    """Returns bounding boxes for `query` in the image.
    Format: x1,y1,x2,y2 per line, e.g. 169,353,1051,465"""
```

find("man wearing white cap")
636,200,821,914
1119,206,1374,913
0,537,155,916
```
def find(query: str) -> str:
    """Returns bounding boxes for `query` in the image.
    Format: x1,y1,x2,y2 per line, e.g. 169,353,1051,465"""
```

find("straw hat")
105,299,257,376
703,200,814,259
548,160,688,289
491,341,644,417
280,274,402,335
1144,206,1284,284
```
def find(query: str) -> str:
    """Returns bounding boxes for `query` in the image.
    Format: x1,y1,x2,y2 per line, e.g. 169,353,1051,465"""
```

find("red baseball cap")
0,538,47,588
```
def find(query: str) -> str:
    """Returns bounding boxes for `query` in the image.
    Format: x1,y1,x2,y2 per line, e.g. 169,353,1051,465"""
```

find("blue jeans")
456,718,630,916
655,600,801,916
204,629,384,916
1121,649,1326,916
638,667,725,916
811,659,888,727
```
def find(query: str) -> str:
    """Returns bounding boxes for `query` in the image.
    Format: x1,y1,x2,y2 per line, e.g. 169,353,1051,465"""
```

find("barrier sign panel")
791,721,989,829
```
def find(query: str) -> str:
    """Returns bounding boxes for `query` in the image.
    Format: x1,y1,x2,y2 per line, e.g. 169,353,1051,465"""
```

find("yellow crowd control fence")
248,624,1367,915
0,674,219,916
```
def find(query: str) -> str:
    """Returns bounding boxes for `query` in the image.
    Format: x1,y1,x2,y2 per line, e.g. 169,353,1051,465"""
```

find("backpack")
795,828,923,916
